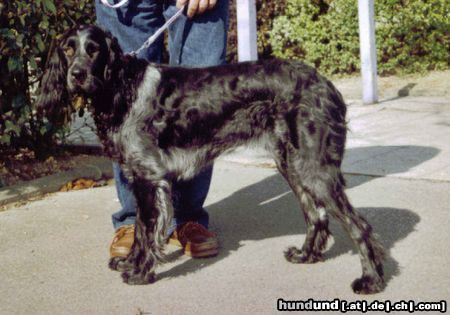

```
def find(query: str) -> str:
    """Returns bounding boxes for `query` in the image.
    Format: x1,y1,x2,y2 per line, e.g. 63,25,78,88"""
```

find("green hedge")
269,0,449,76
0,0,95,157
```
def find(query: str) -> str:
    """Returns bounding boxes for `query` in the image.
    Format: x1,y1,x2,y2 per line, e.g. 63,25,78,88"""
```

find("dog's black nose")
71,68,86,82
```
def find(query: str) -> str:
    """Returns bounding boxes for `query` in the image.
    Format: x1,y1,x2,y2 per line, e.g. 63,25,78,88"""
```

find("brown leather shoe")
169,222,219,258
110,224,135,258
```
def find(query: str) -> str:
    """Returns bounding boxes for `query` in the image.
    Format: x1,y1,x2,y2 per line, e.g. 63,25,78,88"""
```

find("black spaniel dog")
36,25,385,294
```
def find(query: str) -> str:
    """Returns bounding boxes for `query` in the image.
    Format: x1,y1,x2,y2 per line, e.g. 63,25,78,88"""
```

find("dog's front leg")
111,177,173,285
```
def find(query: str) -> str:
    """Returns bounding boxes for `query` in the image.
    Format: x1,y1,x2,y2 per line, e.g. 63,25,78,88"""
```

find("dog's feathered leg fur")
100,63,174,284
110,177,173,284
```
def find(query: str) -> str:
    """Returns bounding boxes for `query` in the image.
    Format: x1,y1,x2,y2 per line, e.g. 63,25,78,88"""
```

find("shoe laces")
177,222,212,240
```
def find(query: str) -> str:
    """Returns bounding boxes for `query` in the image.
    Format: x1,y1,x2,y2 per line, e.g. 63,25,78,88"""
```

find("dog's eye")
63,39,76,57
86,44,99,57
63,46,75,57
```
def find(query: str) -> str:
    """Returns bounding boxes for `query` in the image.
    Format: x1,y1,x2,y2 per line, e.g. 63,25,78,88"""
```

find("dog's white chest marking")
112,66,163,177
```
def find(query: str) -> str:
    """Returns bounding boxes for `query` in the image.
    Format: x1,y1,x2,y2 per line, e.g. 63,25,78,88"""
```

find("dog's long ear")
104,33,122,82
35,38,69,124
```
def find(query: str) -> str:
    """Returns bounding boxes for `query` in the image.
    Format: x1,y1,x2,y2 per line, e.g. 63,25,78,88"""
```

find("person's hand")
176,0,217,18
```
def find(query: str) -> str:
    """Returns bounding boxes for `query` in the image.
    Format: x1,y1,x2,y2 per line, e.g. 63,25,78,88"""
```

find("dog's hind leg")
273,144,331,263
283,189,330,264
332,185,385,294
110,177,173,285
283,155,385,294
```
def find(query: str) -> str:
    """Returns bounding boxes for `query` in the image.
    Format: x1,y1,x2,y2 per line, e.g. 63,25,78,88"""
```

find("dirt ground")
0,151,99,188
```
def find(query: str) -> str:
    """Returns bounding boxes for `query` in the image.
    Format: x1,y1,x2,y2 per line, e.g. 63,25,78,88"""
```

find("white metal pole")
358,0,378,104
236,0,258,61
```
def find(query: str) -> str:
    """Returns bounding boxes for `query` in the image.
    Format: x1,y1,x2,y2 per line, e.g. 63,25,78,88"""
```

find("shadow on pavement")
159,145,430,290
343,145,440,176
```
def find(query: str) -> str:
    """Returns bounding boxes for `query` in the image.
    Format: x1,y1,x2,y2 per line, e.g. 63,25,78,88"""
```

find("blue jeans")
95,0,228,232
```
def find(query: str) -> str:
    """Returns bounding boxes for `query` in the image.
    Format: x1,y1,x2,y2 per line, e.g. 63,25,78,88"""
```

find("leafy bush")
269,0,449,76
0,0,95,158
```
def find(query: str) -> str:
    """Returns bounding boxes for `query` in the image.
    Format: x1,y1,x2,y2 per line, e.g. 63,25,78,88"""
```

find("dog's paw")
121,270,156,285
109,256,133,272
284,246,323,264
351,275,384,294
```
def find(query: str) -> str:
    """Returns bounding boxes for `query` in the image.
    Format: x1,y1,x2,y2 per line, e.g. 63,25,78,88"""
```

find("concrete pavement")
1,92,449,314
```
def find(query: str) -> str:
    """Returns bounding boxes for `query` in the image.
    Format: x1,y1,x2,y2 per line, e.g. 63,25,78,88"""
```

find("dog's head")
36,25,122,122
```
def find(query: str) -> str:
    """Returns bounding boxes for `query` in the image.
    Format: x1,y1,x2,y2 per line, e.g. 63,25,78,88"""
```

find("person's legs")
164,0,228,67
96,0,228,258
164,0,229,233
95,0,164,59
171,167,213,230
111,163,136,229
96,0,164,230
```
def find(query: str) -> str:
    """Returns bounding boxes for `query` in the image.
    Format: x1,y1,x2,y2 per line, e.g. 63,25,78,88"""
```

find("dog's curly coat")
36,25,385,294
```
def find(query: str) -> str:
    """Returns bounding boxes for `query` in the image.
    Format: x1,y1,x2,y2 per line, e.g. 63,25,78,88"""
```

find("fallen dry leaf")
59,178,107,192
